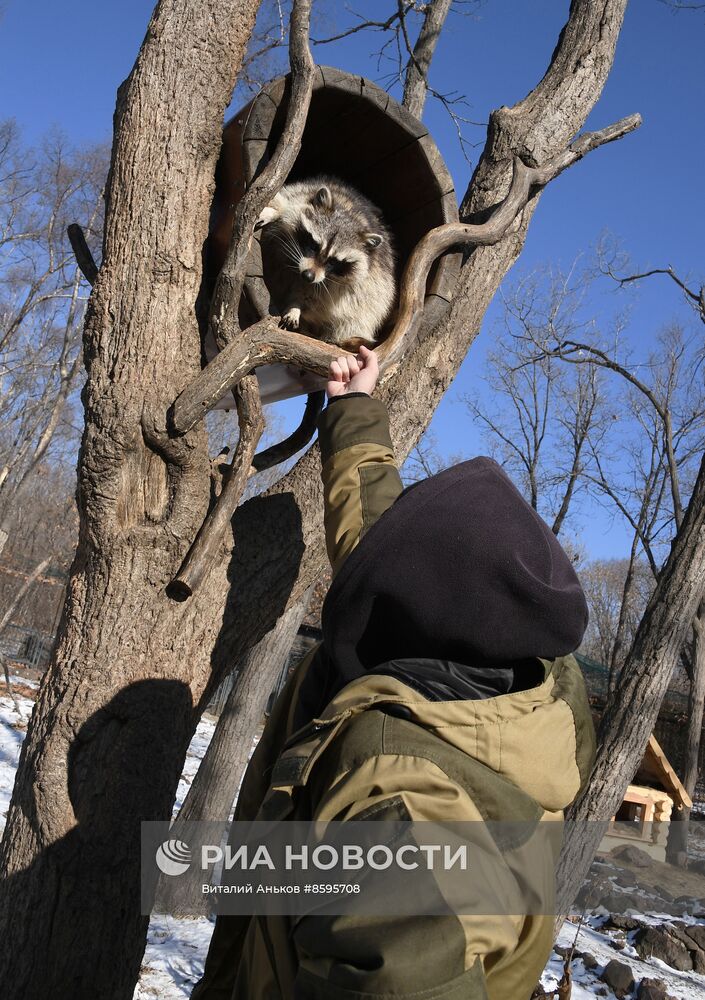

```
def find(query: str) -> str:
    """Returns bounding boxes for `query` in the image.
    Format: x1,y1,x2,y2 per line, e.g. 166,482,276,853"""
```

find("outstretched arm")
317,347,403,575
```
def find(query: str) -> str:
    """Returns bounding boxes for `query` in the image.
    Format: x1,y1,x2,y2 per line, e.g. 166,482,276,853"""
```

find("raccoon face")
293,185,384,288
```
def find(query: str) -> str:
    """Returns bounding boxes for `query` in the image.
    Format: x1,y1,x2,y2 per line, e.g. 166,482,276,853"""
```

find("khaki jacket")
192,396,596,1000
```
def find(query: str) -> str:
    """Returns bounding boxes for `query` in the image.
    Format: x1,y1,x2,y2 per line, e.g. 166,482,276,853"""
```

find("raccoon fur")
254,175,396,349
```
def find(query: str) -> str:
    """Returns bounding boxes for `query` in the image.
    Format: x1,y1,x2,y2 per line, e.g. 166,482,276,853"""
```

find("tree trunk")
0,2,261,997
666,598,705,865
0,0,629,996
161,596,310,913
178,595,310,826
557,451,705,917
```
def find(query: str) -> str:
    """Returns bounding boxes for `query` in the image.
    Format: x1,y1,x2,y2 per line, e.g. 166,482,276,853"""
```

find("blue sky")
1,0,703,559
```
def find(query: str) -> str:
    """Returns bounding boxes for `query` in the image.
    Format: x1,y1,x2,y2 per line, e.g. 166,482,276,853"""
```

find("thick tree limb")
401,0,453,118
379,114,641,376
169,375,264,600
160,593,311,912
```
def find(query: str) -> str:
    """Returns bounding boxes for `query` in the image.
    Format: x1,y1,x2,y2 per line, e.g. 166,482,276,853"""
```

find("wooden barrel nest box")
208,66,461,404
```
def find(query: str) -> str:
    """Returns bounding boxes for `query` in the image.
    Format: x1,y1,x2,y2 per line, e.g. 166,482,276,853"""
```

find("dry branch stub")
205,64,462,407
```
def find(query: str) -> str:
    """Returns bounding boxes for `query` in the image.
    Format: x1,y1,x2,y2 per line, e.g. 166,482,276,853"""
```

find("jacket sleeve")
317,394,403,576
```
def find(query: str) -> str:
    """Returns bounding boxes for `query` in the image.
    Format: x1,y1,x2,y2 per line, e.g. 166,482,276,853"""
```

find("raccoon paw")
254,205,279,231
280,308,301,332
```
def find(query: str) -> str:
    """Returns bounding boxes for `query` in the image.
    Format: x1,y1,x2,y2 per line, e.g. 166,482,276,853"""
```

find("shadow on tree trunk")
0,679,193,998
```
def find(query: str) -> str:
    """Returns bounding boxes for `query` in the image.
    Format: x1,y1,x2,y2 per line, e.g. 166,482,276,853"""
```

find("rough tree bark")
666,598,705,864
557,455,705,917
0,1,262,997
162,594,311,912
0,0,631,996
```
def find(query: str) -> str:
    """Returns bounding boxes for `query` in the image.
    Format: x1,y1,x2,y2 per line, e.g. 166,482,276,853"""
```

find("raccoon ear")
312,186,333,210
363,233,383,249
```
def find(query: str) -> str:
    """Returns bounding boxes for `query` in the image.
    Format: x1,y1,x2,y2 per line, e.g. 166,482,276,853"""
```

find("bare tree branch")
557,444,705,915
313,1,484,157
312,9,401,45
209,0,316,352
400,0,453,118
170,374,264,599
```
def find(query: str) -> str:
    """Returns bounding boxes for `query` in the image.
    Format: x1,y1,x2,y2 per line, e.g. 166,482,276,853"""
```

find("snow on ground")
0,680,34,823
135,913,214,999
545,915,705,1000
2,680,705,999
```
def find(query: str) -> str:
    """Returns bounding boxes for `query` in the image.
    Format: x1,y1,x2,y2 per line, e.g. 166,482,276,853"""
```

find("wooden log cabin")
601,733,693,863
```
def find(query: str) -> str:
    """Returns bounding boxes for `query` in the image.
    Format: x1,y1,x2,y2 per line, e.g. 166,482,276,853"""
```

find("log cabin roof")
636,733,692,810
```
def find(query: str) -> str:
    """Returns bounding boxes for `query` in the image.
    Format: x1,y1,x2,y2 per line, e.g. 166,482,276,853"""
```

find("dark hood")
298,457,588,725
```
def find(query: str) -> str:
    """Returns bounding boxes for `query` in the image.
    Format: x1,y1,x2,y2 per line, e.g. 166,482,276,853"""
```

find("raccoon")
254,175,396,349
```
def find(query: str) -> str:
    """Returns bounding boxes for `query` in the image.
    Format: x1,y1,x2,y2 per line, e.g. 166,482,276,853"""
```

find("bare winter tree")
461,241,705,883
547,279,705,897
0,123,106,553
0,1,642,995
580,247,705,860
579,556,652,668
501,255,705,638
313,0,483,154
463,264,607,537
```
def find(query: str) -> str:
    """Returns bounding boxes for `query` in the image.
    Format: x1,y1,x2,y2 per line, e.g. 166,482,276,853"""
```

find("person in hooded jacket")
191,345,596,1000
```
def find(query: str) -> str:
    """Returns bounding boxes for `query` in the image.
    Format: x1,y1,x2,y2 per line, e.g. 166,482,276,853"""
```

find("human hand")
326,345,379,399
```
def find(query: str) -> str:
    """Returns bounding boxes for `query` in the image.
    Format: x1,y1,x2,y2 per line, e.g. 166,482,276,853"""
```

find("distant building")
601,733,692,862
0,557,66,672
